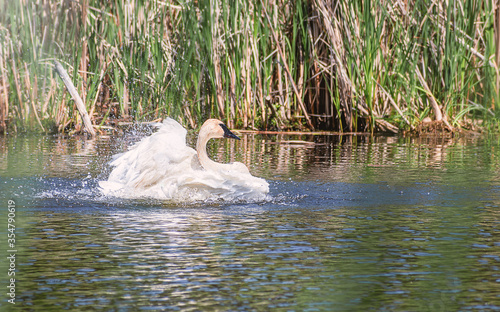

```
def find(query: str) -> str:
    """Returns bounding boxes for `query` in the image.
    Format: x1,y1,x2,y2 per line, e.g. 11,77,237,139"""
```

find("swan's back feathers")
100,117,269,202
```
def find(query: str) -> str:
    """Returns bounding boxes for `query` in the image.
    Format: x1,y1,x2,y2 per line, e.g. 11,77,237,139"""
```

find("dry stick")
261,2,314,130
237,129,370,135
23,63,45,132
415,66,453,130
356,103,398,133
250,35,265,128
42,78,55,114
374,78,414,130
53,60,96,137
415,66,442,121
89,64,107,119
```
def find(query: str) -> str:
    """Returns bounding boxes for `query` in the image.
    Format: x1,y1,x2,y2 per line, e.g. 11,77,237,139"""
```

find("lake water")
1,130,499,311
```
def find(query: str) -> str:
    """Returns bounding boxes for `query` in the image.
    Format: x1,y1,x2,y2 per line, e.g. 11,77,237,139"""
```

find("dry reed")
0,0,499,134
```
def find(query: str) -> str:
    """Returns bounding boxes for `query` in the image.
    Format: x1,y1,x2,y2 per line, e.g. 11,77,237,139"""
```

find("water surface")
1,131,499,311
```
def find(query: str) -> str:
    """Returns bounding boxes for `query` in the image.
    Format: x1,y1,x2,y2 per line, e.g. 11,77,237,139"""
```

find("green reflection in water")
0,133,499,310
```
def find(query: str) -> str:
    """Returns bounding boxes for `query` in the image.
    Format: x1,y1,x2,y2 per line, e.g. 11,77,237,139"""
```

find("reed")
0,0,499,134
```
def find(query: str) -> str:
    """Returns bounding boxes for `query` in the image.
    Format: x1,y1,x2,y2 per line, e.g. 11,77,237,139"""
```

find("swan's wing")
105,118,196,189
223,162,270,196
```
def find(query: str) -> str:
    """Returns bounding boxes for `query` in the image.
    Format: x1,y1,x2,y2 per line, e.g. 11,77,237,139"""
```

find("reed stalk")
0,0,498,134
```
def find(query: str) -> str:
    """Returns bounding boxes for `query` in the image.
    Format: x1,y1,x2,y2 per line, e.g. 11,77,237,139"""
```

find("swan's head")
196,119,244,172
200,119,240,140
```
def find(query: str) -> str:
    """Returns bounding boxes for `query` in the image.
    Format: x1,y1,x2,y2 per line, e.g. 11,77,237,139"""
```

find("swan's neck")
196,132,221,171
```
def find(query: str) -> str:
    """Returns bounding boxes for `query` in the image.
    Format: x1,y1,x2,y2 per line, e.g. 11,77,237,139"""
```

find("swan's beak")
220,124,241,140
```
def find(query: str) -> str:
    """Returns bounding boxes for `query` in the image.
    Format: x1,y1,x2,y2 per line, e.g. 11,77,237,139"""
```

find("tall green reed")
0,0,498,134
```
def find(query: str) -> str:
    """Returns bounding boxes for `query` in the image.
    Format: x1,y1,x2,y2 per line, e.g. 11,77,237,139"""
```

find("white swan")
99,118,269,202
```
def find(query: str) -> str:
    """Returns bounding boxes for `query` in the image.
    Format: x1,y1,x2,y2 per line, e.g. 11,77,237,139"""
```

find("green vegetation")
0,0,499,134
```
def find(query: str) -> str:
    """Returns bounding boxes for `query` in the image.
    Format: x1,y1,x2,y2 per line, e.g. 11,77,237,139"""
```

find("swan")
99,118,269,202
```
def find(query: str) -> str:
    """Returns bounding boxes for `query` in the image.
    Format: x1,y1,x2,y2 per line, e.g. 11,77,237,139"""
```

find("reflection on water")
1,132,500,310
